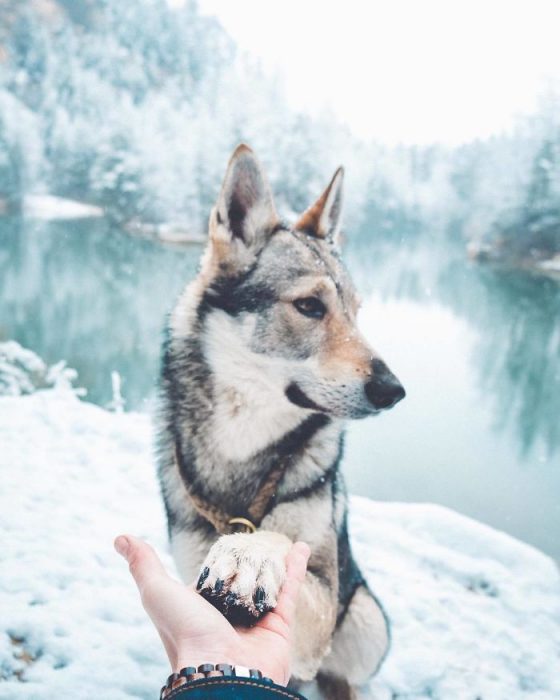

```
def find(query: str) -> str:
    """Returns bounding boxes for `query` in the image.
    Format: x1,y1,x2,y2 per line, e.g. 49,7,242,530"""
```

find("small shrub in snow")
0,341,85,397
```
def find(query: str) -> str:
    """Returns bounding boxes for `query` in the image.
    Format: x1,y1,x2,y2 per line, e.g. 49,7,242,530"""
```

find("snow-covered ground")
1,386,559,699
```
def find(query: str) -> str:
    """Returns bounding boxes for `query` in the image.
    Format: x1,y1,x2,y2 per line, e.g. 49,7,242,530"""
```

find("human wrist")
160,663,275,699
171,648,286,686
172,654,235,675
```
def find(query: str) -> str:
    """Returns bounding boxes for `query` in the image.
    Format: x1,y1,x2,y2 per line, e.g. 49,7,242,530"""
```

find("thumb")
114,534,168,596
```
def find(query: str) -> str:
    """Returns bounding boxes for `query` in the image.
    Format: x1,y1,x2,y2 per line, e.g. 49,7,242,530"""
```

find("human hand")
114,535,310,686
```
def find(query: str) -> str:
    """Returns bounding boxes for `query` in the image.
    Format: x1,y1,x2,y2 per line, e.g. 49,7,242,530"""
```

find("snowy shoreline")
467,241,560,282
1,387,559,699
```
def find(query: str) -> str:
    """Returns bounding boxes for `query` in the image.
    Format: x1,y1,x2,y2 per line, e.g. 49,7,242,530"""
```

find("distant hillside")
0,0,558,264
0,0,346,227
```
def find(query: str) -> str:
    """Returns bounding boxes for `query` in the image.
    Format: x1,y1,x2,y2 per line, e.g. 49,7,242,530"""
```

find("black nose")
364,359,405,410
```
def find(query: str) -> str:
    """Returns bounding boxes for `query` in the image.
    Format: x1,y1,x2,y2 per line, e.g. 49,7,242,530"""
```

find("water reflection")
469,271,559,459
347,240,560,460
1,216,199,408
1,217,559,553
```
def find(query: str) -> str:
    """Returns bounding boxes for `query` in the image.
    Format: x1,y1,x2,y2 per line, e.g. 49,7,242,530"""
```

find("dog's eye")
293,297,327,319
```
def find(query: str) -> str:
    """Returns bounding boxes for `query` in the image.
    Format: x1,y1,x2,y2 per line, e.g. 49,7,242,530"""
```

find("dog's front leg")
196,530,293,626
290,566,338,682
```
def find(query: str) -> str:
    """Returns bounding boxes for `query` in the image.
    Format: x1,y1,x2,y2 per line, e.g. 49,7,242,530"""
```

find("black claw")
254,586,266,606
214,579,224,594
197,567,210,590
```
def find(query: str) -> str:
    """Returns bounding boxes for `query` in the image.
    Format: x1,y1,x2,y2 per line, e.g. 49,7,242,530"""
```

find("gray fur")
156,145,403,696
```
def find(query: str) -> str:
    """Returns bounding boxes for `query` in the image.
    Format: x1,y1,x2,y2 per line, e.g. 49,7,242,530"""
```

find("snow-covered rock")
0,389,559,699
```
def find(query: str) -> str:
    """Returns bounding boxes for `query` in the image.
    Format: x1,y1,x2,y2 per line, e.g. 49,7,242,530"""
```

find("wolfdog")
157,145,405,699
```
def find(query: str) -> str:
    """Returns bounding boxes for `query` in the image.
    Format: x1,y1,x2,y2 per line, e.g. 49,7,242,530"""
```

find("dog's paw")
196,531,291,626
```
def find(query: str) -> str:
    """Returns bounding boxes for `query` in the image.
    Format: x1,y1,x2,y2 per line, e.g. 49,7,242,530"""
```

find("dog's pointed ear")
295,167,344,244
211,144,278,250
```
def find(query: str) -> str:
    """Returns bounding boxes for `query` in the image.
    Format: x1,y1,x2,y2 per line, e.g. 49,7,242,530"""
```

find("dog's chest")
209,379,305,462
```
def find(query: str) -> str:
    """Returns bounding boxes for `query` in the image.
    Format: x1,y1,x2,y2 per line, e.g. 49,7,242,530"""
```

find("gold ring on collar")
228,517,257,534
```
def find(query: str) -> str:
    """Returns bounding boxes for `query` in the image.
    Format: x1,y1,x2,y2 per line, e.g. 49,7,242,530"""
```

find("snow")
22,195,104,221
359,501,560,699
538,255,560,274
1,386,559,699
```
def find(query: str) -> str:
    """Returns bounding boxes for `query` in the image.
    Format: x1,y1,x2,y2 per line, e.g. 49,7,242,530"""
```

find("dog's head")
189,144,405,420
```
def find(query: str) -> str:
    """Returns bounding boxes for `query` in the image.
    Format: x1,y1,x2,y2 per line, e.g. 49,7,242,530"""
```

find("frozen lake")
1,215,559,557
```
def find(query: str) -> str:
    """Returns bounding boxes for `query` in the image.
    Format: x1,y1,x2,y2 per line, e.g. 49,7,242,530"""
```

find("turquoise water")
1,216,559,557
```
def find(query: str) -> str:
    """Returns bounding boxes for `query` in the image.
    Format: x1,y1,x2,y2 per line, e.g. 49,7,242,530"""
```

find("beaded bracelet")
160,664,273,698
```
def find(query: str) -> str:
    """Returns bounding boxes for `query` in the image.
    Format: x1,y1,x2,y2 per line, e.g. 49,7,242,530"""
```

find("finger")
114,534,168,596
273,541,311,629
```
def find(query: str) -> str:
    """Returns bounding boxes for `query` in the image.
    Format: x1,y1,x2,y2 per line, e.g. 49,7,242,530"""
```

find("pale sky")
191,0,559,145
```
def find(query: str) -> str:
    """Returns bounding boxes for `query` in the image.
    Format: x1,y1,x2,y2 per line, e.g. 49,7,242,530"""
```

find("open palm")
115,535,310,686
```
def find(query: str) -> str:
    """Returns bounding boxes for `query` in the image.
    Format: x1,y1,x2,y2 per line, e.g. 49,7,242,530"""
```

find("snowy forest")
2,2,560,698
0,0,559,267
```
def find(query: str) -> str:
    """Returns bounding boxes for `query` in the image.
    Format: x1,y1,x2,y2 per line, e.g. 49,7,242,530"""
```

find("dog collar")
173,444,282,535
